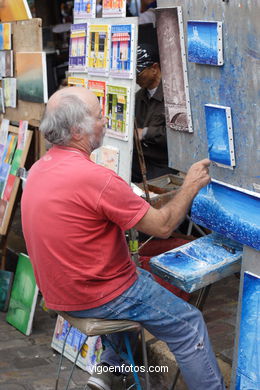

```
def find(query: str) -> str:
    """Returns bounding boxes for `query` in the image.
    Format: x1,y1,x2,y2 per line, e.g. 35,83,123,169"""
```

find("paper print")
99,145,119,173
106,84,129,141
188,21,223,66
68,76,88,88
110,24,134,78
16,52,48,103
205,104,235,168
17,120,28,150
88,79,106,116
74,0,96,19
88,25,110,76
51,315,102,373
102,0,126,18
69,24,88,72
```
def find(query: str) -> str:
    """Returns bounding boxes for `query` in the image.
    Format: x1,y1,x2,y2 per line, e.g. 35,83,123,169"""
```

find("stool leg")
141,328,150,390
65,335,88,390
55,325,72,390
123,333,142,390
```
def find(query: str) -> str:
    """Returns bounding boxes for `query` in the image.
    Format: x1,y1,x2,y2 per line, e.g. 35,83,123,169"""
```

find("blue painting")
205,104,235,167
187,21,223,66
191,181,260,250
236,272,260,389
150,233,242,293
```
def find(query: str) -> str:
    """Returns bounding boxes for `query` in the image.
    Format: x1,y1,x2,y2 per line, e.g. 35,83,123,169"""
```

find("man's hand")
182,159,211,196
137,128,143,140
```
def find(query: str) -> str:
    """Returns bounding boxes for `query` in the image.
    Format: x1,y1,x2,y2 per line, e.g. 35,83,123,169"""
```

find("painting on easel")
205,104,235,168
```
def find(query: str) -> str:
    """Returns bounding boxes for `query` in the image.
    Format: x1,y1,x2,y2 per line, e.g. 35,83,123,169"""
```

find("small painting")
16,52,48,103
99,145,119,173
205,104,235,168
74,0,96,19
106,84,129,141
110,24,134,79
187,21,223,66
88,25,110,76
102,0,126,18
69,24,88,73
88,79,106,116
6,253,39,336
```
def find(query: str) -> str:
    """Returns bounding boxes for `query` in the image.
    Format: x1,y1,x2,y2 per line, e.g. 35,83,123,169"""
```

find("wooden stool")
55,311,150,390
149,232,243,390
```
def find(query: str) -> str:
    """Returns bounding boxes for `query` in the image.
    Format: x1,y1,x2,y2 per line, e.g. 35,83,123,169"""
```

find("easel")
0,18,46,269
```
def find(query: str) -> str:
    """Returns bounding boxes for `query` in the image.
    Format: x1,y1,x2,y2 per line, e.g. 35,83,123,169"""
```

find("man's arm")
134,159,211,238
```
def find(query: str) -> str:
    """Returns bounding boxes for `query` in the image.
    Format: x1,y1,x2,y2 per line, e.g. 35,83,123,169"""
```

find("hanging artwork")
98,145,119,173
187,21,223,66
102,0,126,18
0,0,31,22
88,79,106,116
69,24,88,73
73,0,96,19
156,7,193,132
106,84,130,141
88,25,110,76
16,52,48,103
205,104,235,168
0,23,11,50
68,76,88,88
110,24,134,79
236,271,260,389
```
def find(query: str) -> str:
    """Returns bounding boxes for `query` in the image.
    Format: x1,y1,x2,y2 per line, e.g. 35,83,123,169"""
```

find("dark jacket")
135,81,168,167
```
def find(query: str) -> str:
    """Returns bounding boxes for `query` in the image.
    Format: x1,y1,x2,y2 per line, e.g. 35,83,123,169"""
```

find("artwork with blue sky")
236,272,260,389
187,21,223,65
205,104,235,167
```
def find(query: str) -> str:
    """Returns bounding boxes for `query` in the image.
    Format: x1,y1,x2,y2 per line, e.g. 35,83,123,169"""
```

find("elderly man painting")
21,87,225,390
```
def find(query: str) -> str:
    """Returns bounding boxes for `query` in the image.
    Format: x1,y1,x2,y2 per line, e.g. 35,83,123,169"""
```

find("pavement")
0,221,240,389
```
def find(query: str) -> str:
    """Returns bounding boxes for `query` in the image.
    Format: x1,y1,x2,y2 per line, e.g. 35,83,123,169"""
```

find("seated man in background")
132,43,178,183
21,86,225,390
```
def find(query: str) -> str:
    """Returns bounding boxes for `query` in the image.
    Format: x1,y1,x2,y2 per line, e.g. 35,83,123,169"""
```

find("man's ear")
151,62,160,73
71,127,82,140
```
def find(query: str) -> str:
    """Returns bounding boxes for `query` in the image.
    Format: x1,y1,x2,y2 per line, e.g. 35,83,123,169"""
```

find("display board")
157,0,260,193
69,16,138,183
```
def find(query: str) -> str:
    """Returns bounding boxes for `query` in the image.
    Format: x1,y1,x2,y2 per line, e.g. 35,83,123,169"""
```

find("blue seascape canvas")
205,104,235,167
191,181,260,250
236,272,260,389
188,21,223,65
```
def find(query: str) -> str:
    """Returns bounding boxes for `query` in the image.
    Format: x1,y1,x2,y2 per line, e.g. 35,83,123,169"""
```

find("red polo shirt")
21,146,150,311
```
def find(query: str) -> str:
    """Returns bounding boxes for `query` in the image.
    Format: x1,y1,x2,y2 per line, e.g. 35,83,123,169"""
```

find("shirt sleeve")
97,174,150,231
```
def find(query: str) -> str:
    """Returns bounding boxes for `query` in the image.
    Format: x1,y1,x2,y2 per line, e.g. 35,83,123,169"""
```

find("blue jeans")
68,269,225,390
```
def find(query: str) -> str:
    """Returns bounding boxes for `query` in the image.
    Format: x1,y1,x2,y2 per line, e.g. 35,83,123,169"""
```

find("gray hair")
39,94,94,145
